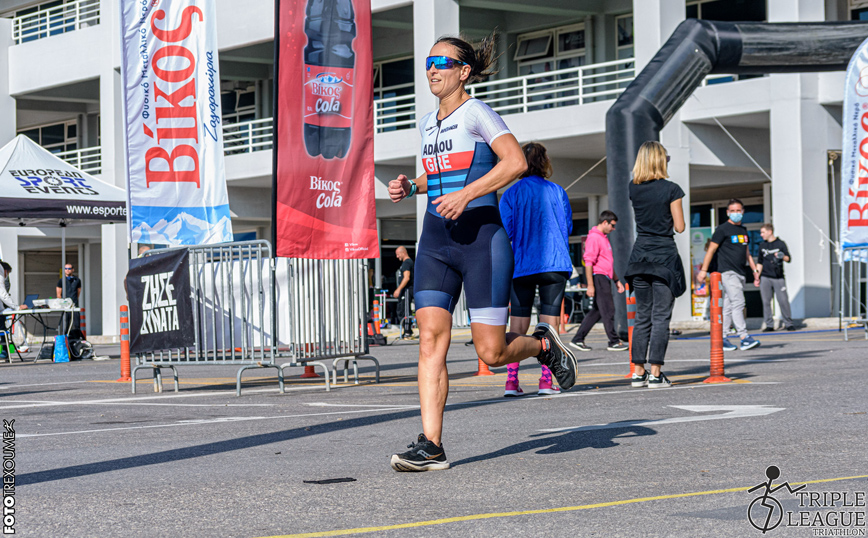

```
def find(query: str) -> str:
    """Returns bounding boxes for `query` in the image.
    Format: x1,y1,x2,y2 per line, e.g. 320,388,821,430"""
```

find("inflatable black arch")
606,19,868,333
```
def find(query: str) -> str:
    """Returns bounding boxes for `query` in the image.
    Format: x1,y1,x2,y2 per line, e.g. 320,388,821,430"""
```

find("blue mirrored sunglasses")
426,56,467,70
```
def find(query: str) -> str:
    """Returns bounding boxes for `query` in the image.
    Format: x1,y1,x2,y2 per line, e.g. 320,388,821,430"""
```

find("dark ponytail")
521,142,552,179
435,32,499,84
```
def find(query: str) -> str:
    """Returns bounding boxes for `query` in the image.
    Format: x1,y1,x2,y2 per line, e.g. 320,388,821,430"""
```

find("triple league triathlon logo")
746,466,867,535
748,466,806,533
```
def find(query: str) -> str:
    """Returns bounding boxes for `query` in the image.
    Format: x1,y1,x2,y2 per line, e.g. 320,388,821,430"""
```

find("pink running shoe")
504,379,525,397
537,382,561,396
538,364,561,395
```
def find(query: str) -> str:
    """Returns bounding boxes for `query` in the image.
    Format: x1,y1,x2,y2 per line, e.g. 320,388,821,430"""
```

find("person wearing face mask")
697,199,761,351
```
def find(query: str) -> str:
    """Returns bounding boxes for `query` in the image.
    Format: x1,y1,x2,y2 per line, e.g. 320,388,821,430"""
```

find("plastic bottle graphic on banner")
303,0,356,159
120,0,233,246
275,0,378,259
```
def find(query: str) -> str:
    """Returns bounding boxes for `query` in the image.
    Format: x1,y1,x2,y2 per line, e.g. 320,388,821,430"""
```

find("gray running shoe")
533,323,578,391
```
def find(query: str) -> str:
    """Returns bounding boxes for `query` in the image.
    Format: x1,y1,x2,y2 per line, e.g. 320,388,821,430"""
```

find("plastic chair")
0,329,22,363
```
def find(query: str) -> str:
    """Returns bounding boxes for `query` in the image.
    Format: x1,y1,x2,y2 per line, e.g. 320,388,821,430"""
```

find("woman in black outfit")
624,141,686,388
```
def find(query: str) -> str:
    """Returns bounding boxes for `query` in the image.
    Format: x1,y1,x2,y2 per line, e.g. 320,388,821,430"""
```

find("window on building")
686,0,766,22
18,120,77,153
515,24,587,78
222,86,257,125
851,0,868,19
615,14,634,60
373,56,415,132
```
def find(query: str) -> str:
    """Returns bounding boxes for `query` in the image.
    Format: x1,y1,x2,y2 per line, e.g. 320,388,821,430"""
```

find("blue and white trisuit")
413,98,515,326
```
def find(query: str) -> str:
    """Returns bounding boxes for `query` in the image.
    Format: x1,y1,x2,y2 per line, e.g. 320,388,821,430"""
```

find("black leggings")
509,271,569,317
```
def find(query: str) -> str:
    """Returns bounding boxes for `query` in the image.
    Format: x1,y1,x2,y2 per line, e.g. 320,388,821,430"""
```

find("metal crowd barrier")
133,241,282,395
275,257,378,387
133,240,377,394
840,246,868,341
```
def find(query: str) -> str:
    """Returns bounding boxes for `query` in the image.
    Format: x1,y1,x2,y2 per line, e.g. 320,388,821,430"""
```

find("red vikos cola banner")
275,0,378,259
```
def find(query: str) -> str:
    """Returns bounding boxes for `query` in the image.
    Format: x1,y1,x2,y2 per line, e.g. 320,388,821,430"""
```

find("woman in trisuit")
387,34,578,471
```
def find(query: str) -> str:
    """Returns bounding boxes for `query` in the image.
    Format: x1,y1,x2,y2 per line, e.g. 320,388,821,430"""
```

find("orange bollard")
372,300,382,334
625,284,636,378
301,365,320,378
705,272,731,383
117,305,131,382
473,357,494,376
300,343,320,377
80,307,87,339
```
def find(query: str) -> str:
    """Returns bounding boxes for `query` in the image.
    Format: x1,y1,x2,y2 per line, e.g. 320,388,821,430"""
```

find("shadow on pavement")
452,424,657,467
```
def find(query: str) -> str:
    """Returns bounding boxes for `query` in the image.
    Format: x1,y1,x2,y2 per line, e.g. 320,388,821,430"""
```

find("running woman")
387,34,578,472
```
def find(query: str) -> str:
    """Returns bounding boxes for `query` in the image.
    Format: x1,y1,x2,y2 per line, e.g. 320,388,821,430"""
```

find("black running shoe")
390,434,450,472
533,323,578,391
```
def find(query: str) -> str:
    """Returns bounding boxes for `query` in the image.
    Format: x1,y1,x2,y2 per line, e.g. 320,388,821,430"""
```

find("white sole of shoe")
569,343,591,352
503,390,525,397
648,383,672,388
630,380,647,388
537,388,561,395
607,347,628,352
390,455,451,472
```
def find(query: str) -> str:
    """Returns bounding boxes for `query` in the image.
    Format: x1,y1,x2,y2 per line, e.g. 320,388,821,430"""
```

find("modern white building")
0,0,859,336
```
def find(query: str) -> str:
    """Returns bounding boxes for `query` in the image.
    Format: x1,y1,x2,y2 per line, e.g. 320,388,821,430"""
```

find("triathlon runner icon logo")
747,466,806,533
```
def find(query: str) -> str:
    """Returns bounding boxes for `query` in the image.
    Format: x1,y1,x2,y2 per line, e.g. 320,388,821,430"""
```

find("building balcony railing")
219,58,750,154
468,58,636,116
374,83,416,134
56,146,101,175
222,117,274,156
12,0,100,45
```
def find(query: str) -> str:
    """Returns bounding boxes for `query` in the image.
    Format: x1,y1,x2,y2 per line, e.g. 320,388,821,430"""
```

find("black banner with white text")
127,249,194,354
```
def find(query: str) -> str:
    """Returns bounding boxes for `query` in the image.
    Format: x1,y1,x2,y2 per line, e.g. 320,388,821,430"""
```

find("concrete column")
99,10,129,335
587,196,599,225
769,74,831,318
632,0,684,72
767,0,824,22
661,125,692,322
0,27,17,302
412,0,459,240
0,234,20,305
0,18,15,145
630,0,691,321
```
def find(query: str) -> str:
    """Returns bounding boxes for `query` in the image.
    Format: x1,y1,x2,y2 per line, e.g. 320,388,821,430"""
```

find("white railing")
374,83,416,133
56,146,101,175
222,118,274,155
12,0,100,45
217,58,751,152
467,58,636,116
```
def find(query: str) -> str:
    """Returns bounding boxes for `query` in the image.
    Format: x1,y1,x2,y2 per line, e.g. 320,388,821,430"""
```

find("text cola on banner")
841,35,868,257
274,0,379,259
120,0,233,246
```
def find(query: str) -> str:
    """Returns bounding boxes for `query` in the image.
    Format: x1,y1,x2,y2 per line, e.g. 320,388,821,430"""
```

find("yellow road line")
261,474,868,538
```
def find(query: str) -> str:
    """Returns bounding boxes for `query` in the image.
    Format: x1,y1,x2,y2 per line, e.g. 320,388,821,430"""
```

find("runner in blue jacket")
499,142,573,396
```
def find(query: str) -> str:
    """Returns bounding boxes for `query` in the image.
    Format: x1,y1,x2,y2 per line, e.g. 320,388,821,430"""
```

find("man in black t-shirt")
757,223,794,331
56,263,82,332
697,199,761,351
394,246,414,338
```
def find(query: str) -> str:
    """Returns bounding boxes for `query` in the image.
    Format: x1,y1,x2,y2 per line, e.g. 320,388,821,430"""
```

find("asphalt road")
2,327,866,537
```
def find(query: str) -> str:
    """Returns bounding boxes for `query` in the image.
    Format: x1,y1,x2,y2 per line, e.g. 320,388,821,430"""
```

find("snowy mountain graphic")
132,211,233,245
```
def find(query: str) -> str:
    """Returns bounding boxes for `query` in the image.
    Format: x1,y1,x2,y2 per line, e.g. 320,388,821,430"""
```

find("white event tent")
0,135,127,296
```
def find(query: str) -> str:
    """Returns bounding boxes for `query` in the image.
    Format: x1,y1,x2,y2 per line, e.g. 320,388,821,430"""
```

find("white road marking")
0,385,334,410
17,406,412,438
538,405,786,433
305,403,420,409
580,358,791,367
